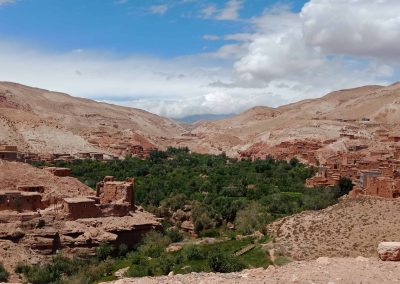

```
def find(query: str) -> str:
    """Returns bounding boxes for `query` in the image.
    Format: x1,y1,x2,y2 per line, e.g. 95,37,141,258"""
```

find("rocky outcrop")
378,242,400,261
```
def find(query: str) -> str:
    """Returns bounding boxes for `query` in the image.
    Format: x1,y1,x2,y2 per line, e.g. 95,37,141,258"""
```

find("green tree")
337,177,353,197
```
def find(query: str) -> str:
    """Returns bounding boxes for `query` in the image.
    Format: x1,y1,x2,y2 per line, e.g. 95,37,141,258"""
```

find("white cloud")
203,34,220,41
0,0,16,5
1,0,399,119
227,2,397,92
216,0,243,20
301,0,400,59
200,4,217,18
149,4,168,15
200,1,243,21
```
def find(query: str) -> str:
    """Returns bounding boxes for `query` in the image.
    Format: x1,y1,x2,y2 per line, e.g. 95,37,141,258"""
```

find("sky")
0,0,399,118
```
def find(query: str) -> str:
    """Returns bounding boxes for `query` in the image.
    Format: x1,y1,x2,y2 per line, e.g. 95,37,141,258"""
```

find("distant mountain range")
176,113,236,124
1,81,400,158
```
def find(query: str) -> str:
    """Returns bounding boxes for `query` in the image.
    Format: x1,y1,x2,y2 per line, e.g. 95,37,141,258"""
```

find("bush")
96,243,115,260
192,204,221,234
337,177,353,197
138,232,171,258
118,243,129,256
0,263,9,282
183,245,205,261
198,228,220,238
158,254,175,275
234,202,266,235
207,250,246,273
65,259,114,284
166,227,184,243
15,262,29,274
125,265,153,277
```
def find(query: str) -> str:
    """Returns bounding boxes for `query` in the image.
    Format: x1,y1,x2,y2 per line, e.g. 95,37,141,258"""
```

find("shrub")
166,227,184,243
234,202,266,235
337,177,353,197
14,262,29,274
0,263,9,282
191,204,221,234
161,193,188,211
118,243,129,256
125,265,153,277
158,254,175,275
96,243,115,260
183,245,205,261
138,232,171,258
198,228,220,238
65,260,114,284
207,250,246,273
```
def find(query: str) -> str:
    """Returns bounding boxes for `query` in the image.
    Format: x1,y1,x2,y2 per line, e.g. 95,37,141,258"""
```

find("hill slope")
180,83,400,156
1,81,400,157
0,82,185,155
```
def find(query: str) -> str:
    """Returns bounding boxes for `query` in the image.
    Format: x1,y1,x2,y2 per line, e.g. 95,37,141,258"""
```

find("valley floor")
103,257,400,284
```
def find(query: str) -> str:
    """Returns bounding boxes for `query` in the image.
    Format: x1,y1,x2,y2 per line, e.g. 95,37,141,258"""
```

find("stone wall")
96,177,135,210
62,198,101,219
0,191,42,211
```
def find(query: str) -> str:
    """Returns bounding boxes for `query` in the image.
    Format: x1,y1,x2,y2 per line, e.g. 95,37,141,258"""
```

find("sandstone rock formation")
0,160,161,278
378,242,400,261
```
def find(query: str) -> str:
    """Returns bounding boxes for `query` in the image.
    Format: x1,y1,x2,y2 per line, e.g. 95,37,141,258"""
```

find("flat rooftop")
63,197,96,203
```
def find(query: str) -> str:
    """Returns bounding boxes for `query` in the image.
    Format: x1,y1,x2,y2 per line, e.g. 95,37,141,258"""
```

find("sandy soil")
268,196,400,260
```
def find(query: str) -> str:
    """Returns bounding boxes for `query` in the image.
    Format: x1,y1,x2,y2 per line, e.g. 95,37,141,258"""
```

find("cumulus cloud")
228,1,397,92
203,34,220,41
216,0,243,20
0,0,15,5
301,0,400,59
0,0,399,119
200,1,243,21
149,4,168,15
200,4,217,18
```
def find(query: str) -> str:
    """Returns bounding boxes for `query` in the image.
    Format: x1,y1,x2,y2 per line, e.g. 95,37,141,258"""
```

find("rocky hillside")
182,83,400,156
268,196,400,260
1,81,400,157
103,257,400,284
0,82,185,155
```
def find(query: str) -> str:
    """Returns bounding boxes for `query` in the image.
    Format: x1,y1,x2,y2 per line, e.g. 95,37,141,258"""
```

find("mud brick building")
0,191,42,211
62,176,135,220
0,145,18,161
43,167,71,177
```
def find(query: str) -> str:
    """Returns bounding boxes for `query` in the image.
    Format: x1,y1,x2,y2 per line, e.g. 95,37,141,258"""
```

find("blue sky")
0,0,398,118
0,0,307,57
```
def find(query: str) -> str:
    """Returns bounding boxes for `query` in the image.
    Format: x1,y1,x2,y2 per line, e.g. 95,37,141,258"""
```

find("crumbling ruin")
61,176,135,220
0,163,161,274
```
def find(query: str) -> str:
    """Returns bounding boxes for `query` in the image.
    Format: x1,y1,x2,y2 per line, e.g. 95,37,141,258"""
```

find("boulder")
378,242,400,261
181,220,194,232
172,209,189,222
